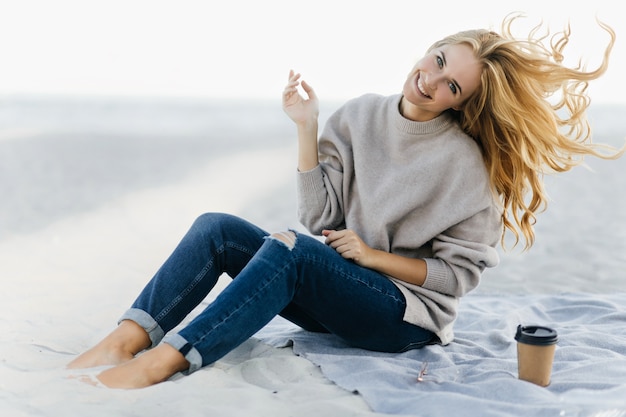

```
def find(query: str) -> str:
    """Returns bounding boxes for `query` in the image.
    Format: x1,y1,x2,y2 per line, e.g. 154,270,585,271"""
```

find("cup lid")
515,324,558,346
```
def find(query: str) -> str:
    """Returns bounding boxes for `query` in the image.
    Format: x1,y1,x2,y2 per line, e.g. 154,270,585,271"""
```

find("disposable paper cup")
514,324,558,387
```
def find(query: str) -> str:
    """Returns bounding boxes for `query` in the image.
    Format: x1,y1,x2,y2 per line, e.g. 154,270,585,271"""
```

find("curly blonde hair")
430,13,625,250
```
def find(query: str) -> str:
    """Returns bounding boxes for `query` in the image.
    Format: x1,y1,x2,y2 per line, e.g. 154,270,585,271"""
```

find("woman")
68,14,623,388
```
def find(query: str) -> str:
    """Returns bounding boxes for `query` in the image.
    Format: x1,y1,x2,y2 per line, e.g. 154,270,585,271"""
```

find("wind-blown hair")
430,13,625,250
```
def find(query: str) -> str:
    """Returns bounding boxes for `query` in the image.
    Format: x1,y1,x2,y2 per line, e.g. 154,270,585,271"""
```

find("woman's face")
401,43,481,122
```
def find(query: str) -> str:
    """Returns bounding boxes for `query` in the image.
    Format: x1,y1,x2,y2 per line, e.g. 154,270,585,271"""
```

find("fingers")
300,80,317,100
330,239,359,261
283,69,315,99
286,69,300,89
324,229,351,249
322,229,337,243
323,229,367,262
287,69,300,83
282,70,301,99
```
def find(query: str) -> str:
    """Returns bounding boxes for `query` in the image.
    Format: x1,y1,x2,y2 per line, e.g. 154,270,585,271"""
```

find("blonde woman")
68,14,623,388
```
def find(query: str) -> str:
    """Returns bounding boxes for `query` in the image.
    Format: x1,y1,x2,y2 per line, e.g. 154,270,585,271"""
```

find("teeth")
417,77,430,98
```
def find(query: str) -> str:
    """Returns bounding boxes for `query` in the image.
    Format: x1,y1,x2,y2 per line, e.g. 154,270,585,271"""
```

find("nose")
422,73,437,91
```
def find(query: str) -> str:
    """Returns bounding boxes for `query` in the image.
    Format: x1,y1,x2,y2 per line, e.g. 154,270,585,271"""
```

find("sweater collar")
392,94,455,135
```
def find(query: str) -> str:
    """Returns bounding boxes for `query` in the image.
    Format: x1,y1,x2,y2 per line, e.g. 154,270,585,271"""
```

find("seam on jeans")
397,335,439,353
154,251,218,322
224,240,260,257
154,240,258,323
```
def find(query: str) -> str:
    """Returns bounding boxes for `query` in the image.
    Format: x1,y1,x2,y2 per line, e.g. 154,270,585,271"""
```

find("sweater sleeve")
296,164,345,234
296,106,350,235
422,204,502,297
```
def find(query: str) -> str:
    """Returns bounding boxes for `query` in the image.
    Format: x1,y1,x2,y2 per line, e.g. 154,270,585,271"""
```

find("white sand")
0,145,389,416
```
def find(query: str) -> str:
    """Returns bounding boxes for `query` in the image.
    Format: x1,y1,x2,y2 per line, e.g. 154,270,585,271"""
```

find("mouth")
416,73,432,99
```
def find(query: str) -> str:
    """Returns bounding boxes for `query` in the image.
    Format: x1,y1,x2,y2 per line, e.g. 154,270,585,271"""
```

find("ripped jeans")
119,212,435,373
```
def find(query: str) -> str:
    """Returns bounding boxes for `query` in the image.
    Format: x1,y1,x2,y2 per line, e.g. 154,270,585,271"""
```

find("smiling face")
401,43,482,122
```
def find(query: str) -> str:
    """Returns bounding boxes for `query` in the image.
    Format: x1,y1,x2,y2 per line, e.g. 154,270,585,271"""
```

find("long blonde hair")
431,13,625,250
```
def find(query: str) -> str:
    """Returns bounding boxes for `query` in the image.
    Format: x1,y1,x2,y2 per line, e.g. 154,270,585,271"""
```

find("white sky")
0,0,623,104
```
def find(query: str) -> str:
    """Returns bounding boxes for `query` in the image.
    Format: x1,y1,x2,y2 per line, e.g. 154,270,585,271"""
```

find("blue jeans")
119,213,435,373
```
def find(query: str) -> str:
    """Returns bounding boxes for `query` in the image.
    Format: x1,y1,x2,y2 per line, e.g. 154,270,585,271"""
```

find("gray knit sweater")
296,93,502,344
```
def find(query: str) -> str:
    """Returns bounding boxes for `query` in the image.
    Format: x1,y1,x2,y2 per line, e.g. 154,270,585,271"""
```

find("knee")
193,212,239,231
268,231,297,250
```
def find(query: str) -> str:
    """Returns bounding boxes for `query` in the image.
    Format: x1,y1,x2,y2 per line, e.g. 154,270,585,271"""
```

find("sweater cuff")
423,258,449,293
297,165,325,195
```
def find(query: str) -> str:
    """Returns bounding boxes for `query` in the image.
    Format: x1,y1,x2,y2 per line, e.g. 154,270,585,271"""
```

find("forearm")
365,249,428,287
297,120,319,172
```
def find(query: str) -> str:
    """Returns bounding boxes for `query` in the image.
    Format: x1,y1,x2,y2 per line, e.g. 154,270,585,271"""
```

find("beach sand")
1,97,624,416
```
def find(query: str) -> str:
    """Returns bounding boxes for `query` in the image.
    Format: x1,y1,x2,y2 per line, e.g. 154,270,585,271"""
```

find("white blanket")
257,292,626,416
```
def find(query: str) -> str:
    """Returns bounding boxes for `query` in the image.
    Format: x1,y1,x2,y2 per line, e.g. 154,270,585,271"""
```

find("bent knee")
268,231,297,250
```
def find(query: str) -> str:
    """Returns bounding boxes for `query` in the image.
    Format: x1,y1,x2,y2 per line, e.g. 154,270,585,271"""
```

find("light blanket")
256,292,626,416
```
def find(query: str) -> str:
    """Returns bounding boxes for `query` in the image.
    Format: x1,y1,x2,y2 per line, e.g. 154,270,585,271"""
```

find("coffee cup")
514,324,558,387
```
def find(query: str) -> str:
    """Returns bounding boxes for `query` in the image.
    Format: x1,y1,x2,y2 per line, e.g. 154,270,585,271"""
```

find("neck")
399,96,442,122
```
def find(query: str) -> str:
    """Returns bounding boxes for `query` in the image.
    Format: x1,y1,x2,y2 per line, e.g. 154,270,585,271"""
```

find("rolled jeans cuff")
118,308,165,349
162,334,203,374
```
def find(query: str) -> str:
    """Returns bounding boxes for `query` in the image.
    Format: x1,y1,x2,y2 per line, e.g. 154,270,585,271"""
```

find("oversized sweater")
296,93,502,344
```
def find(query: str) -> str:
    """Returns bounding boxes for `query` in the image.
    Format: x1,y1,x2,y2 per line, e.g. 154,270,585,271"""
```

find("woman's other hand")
322,229,374,267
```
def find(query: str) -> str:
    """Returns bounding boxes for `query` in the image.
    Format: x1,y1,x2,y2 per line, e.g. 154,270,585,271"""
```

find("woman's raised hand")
282,70,319,126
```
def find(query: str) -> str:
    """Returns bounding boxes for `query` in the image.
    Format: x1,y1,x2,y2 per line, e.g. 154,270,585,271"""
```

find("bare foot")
67,320,151,369
67,344,135,369
95,344,189,389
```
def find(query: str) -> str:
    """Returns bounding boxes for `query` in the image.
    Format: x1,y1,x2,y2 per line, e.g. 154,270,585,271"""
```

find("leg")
68,213,267,370
90,230,434,388
163,231,434,372
124,212,269,346
273,232,436,353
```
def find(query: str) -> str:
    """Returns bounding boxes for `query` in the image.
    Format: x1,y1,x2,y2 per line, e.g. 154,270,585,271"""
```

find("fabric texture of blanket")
256,292,626,417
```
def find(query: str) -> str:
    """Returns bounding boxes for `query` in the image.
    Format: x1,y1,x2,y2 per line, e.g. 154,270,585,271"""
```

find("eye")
436,55,443,68
436,53,458,95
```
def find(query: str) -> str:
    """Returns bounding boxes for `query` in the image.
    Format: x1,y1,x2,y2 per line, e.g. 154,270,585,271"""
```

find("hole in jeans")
268,231,297,250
